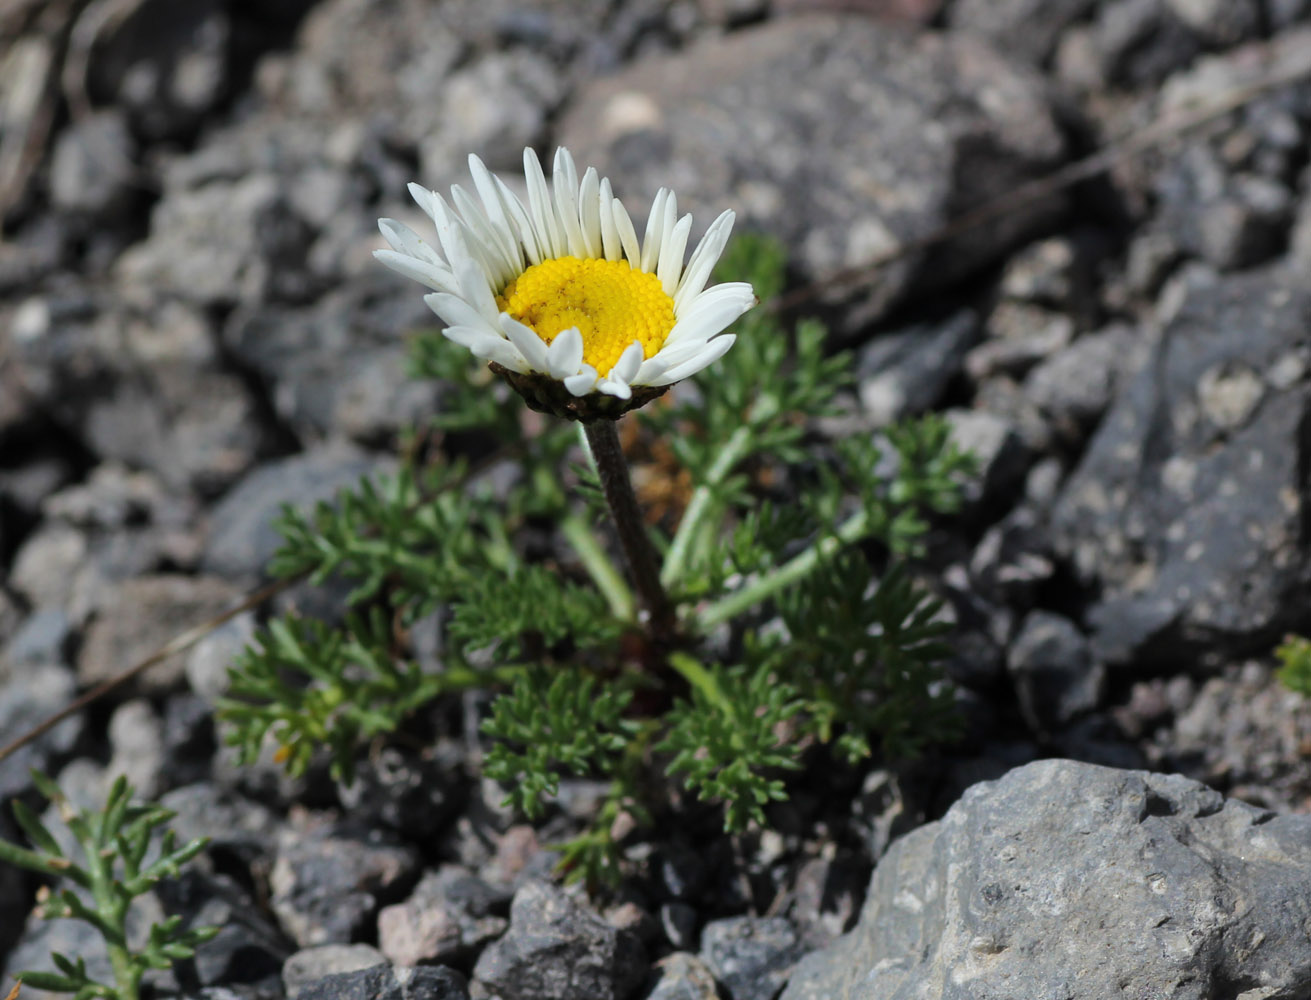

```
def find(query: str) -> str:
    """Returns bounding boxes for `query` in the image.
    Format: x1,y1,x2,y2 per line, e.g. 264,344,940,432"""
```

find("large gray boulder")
558,14,1065,324
782,759,1311,1000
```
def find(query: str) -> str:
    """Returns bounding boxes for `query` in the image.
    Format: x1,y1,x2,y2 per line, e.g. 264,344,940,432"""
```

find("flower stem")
694,508,869,632
561,512,637,622
661,425,754,590
584,419,675,640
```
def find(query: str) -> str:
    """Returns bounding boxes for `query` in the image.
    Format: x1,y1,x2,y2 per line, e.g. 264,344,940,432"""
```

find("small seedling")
0,772,217,1000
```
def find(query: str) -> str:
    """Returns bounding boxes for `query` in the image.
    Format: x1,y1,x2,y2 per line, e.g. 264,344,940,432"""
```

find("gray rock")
2,608,72,668
86,0,232,140
2,910,114,1000
558,15,1064,325
944,409,1033,510
1093,0,1202,87
0,661,81,800
49,111,137,217
1022,324,1137,434
271,821,422,947
857,311,979,426
642,952,719,1000
997,237,1085,307
155,869,289,988
77,575,242,692
377,865,509,968
185,611,256,704
967,506,1056,611
1163,0,1261,45
10,301,267,493
1149,662,1311,813
656,841,707,902
1051,268,1311,666
965,303,1074,382
699,917,806,1000
781,759,1311,1000
472,880,648,1000
222,277,441,445
1158,148,1296,271
658,903,698,952
1269,0,1311,29
117,173,313,308
9,522,90,612
1006,611,1105,733
949,0,1096,64
201,444,386,581
107,699,166,800
789,856,865,950
283,944,388,1000
417,52,564,182
157,782,280,868
297,964,469,1000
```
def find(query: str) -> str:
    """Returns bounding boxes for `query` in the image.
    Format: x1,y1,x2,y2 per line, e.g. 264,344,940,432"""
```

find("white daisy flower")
375,146,756,419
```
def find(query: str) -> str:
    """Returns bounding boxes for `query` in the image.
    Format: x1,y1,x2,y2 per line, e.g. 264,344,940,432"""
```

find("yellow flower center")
497,256,676,375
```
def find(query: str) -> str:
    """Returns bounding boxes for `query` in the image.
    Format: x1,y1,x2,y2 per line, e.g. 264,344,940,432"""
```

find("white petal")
598,178,621,262
553,148,587,258
640,188,669,273
578,167,602,258
452,184,516,286
597,379,633,399
407,182,444,227
649,334,737,386
440,325,492,349
473,337,530,372
674,210,735,313
657,214,692,297
612,197,642,268
496,175,543,266
424,292,500,334
633,355,671,384
373,249,459,294
667,282,756,346
378,218,442,264
564,365,598,396
454,255,501,326
424,192,474,275
499,314,550,372
663,302,751,349
547,326,584,378
468,154,523,269
609,340,644,382
650,338,713,370
524,147,565,259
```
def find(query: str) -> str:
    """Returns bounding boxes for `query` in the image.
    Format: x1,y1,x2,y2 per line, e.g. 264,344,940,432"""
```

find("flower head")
376,147,756,420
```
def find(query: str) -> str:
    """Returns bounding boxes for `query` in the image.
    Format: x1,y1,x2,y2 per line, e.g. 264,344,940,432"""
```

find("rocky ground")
3,0,1311,997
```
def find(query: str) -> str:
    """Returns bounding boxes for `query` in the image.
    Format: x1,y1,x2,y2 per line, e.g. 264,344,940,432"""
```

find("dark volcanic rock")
377,865,509,967
10,300,267,494
782,759,1311,1000
857,311,979,426
472,880,648,1000
296,964,469,1000
76,574,241,692
270,819,422,947
1051,268,1311,668
201,444,388,581
559,15,1065,325
222,277,442,445
699,917,806,1000
1006,610,1105,733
